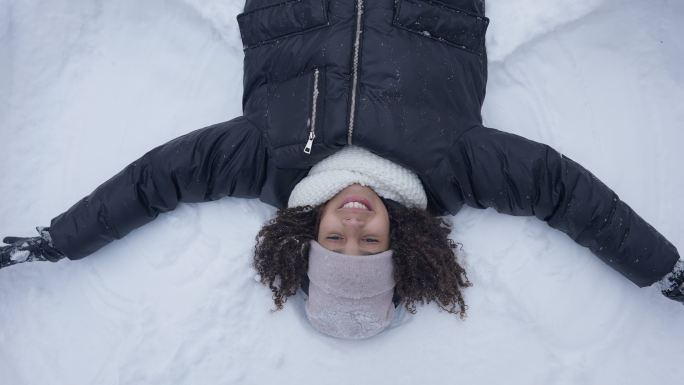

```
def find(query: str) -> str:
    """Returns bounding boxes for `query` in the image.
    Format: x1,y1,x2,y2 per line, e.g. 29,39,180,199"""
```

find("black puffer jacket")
49,0,679,287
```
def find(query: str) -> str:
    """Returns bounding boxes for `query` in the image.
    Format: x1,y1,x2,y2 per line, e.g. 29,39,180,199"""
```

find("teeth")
342,201,368,210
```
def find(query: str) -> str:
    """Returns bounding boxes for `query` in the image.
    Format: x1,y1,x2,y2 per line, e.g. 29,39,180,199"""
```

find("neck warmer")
287,146,427,209
305,240,396,339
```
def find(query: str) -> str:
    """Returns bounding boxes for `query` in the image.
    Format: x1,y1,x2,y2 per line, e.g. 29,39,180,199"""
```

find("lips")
338,195,373,211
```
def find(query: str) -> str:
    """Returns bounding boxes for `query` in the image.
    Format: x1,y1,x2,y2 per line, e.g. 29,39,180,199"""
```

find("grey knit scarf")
305,241,396,339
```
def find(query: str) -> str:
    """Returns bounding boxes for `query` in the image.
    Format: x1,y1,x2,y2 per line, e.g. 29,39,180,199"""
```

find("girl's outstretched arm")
11,116,268,262
431,125,680,292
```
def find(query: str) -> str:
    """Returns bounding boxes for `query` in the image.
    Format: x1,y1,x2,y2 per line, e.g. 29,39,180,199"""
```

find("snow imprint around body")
485,0,607,61
1,0,684,384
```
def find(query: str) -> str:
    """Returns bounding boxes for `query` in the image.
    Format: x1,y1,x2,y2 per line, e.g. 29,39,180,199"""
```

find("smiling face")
316,184,390,256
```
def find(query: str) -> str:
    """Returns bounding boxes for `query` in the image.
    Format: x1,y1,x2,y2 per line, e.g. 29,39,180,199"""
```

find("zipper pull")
303,131,315,154
304,67,320,155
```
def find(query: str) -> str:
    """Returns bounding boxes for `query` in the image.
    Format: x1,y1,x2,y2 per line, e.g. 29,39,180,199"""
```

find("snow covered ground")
1,0,683,383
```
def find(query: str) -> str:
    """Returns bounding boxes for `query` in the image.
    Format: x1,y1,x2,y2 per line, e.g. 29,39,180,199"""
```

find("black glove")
660,261,684,303
0,227,65,269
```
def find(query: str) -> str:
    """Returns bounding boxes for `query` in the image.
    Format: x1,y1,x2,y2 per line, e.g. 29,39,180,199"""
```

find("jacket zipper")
347,0,364,145
305,0,364,151
304,67,320,154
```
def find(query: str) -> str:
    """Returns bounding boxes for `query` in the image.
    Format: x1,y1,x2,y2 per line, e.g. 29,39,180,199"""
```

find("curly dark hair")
253,199,472,317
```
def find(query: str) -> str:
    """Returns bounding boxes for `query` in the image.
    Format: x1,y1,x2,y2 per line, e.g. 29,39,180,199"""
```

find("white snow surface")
1,0,684,384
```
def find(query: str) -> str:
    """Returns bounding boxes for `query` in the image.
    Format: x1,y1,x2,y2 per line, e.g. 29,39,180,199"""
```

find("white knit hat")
288,146,427,209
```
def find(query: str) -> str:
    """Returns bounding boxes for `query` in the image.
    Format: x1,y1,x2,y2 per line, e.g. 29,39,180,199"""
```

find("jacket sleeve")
441,125,679,287
49,116,268,260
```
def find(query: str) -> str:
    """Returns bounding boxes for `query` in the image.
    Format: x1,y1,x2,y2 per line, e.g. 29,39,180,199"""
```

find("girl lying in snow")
1,0,682,338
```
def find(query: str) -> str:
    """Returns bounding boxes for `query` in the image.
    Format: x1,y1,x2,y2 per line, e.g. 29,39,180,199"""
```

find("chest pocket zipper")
304,67,321,154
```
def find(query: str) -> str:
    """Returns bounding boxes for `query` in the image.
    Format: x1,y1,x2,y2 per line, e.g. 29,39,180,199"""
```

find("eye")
364,238,379,243
326,235,343,240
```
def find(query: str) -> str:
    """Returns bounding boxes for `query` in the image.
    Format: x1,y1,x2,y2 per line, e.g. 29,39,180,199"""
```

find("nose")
342,216,365,228
338,207,371,226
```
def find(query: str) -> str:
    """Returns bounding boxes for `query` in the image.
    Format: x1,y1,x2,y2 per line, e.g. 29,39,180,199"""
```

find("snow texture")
9,249,29,263
1,0,684,384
